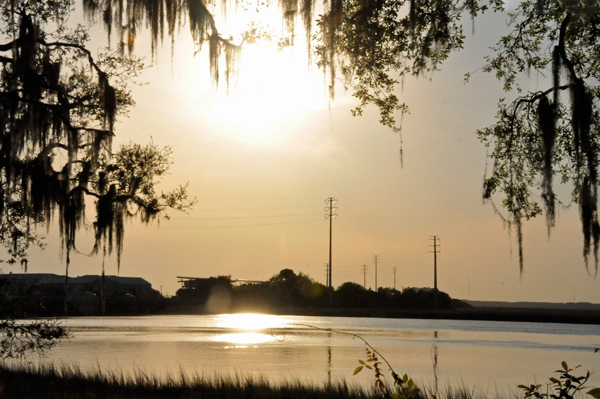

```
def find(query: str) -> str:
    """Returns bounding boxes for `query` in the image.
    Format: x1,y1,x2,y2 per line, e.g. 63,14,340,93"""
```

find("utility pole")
324,263,330,286
374,255,378,291
325,197,338,306
363,265,367,289
429,236,440,309
394,267,397,290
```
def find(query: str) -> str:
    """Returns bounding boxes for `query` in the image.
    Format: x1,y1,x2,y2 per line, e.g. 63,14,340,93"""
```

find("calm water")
36,315,600,392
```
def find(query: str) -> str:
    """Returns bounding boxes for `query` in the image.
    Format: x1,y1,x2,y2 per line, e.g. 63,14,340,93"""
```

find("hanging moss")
301,0,314,61
0,7,195,277
209,33,221,86
224,42,240,89
478,3,600,274
537,96,556,232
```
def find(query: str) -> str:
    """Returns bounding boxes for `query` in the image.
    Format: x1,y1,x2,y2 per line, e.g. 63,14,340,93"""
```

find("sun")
207,40,329,144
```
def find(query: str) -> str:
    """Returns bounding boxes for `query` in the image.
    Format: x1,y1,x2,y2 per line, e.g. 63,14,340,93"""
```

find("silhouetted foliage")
0,0,193,271
229,269,328,311
81,0,499,128
477,0,600,273
176,269,464,311
335,282,373,308
267,268,327,308
0,276,68,359
0,0,195,357
334,284,458,310
77,0,600,274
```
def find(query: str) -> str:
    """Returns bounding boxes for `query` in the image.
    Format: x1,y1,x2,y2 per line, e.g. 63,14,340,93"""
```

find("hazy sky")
15,2,600,303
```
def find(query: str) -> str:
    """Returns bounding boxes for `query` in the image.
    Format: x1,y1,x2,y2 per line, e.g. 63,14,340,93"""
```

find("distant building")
0,273,153,300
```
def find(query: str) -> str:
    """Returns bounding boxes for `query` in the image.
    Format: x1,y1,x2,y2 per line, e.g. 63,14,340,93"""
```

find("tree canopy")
477,0,600,273
0,0,595,279
74,0,600,273
0,0,194,272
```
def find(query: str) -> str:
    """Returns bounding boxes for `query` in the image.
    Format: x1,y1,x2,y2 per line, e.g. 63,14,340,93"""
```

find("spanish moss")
537,96,556,233
0,2,194,309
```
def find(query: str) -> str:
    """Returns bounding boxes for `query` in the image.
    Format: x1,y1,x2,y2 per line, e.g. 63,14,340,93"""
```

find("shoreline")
156,304,600,325
20,296,600,325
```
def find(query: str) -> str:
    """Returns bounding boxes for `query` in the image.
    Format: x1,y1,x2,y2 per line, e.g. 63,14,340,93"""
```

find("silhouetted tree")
268,269,327,308
334,282,372,308
477,1,600,273
0,0,193,269
0,0,193,355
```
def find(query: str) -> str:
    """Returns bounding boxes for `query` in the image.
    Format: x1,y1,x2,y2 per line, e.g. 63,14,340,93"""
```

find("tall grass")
0,361,380,399
0,361,517,399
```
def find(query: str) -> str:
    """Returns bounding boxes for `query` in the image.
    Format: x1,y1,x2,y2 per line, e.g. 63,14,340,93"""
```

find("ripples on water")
35,315,600,392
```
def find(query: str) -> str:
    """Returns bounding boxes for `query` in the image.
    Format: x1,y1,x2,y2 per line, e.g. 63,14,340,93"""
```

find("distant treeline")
174,269,468,313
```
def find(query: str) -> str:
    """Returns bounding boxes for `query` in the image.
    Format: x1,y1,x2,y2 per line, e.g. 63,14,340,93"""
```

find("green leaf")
549,378,560,384
358,359,365,365
353,366,364,375
408,379,414,388
562,361,569,371
587,388,600,399
365,365,373,370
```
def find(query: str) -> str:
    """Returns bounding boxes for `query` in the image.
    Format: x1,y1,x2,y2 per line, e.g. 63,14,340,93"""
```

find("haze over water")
35,315,600,392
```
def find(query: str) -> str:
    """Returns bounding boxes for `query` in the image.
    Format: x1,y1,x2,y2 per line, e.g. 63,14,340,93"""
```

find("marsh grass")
420,381,517,399
0,361,382,399
0,361,519,399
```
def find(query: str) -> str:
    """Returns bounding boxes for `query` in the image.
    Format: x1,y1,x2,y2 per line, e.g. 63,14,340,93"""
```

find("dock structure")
176,276,265,289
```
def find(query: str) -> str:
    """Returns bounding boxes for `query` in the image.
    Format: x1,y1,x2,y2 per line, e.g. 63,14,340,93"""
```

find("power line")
191,205,321,212
343,206,429,237
339,215,426,243
147,219,323,229
337,217,427,246
181,212,322,220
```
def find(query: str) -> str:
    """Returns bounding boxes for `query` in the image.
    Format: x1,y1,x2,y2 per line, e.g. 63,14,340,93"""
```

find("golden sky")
20,2,600,303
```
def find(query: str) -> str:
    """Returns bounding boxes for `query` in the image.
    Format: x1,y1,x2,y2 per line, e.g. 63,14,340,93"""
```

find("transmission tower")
429,236,440,309
374,255,378,291
324,197,338,306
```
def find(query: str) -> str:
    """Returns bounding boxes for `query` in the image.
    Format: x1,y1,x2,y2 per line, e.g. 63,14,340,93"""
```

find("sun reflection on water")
216,313,284,331
211,314,286,345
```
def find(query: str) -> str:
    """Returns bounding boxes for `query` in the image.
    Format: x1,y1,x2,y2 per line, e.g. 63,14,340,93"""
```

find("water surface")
39,315,600,392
